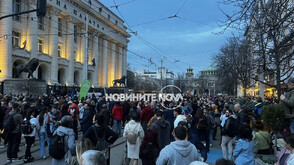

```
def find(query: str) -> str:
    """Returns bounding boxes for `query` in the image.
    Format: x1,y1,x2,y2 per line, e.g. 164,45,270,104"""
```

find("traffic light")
37,0,47,17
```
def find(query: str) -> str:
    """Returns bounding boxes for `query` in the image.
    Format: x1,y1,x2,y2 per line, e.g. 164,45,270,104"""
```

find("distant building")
135,67,174,80
200,66,218,95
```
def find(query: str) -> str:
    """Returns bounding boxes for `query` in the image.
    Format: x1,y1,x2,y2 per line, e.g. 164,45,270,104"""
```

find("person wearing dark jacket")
122,101,130,129
99,104,111,126
150,110,170,150
141,102,154,132
234,104,250,129
80,104,93,135
221,109,236,160
139,129,160,165
84,113,118,163
95,96,106,113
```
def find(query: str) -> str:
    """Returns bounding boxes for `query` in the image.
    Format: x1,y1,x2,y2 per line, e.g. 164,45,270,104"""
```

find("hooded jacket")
150,118,170,150
174,114,187,128
52,126,75,165
156,140,198,165
141,106,154,123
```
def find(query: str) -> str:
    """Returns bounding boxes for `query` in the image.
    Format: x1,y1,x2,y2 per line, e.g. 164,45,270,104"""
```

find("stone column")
98,37,103,86
93,34,99,87
116,45,123,79
102,38,109,87
28,0,38,59
0,0,12,80
108,42,116,87
49,9,60,85
122,46,128,76
81,28,87,81
66,17,75,86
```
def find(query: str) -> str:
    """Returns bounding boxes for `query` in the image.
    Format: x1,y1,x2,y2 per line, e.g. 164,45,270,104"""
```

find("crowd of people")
0,80,294,165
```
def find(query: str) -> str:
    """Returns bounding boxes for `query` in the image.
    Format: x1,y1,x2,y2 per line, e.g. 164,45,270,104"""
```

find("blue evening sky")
99,0,237,76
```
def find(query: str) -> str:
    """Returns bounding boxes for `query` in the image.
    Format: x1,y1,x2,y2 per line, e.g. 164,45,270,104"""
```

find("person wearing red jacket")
141,102,154,132
112,102,123,135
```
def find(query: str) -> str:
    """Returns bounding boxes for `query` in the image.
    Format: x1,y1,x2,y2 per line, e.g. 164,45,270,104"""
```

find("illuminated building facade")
0,0,130,88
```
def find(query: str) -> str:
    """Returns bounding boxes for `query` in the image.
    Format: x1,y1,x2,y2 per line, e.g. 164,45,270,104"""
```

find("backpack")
3,114,16,139
92,126,109,159
69,106,75,116
206,115,216,130
49,134,67,159
197,116,208,130
126,124,139,144
21,119,33,135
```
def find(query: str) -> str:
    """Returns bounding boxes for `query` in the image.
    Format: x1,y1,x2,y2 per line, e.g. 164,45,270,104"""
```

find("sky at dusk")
99,0,237,76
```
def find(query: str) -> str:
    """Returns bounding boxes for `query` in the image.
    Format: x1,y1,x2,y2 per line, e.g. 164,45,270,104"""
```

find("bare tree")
219,0,294,99
214,37,256,96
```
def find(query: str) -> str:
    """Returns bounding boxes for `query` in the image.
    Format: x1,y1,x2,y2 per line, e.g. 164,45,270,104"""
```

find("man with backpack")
221,109,237,160
4,103,23,163
68,100,79,140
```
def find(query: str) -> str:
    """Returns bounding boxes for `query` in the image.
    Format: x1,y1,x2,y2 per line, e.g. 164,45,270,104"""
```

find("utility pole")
160,59,163,89
85,14,89,80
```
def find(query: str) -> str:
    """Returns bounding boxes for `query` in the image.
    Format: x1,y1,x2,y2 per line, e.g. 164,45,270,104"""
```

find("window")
12,31,20,48
12,0,21,21
58,45,62,57
38,17,44,30
108,15,110,20
58,17,62,36
74,25,77,43
38,39,43,53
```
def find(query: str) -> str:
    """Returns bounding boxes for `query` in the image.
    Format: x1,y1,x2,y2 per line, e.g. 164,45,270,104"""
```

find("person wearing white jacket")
23,109,40,163
174,108,187,128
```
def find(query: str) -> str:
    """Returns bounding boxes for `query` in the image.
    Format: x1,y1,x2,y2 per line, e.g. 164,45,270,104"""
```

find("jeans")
24,136,35,159
221,135,233,160
7,132,21,159
141,122,147,133
290,119,294,133
209,129,214,145
39,131,51,157
114,119,121,135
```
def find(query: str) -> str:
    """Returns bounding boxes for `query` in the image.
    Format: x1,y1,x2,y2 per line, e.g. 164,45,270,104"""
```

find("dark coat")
150,118,171,150
236,110,250,128
99,108,111,126
80,109,93,134
84,125,118,145
139,145,160,165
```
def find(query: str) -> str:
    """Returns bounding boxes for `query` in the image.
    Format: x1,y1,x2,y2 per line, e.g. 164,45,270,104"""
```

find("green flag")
79,79,91,101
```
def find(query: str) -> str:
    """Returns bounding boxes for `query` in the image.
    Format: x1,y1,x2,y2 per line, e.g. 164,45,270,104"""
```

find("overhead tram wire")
175,0,189,16
110,0,139,8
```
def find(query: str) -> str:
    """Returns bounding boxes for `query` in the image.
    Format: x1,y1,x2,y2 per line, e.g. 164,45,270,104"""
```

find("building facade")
0,0,130,88
135,67,174,80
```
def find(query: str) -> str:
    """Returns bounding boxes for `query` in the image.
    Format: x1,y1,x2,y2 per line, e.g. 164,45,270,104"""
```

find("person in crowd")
140,102,154,132
38,107,52,159
253,120,271,155
52,116,75,165
280,77,294,133
234,104,250,130
122,101,131,129
156,126,198,165
150,110,171,150
5,103,23,163
233,124,255,165
68,100,79,140
204,108,215,147
76,138,93,165
212,104,221,141
112,102,124,135
215,158,235,165
0,103,5,148
123,111,144,165
80,103,93,135
81,150,106,165
174,107,186,128
84,113,118,163
194,108,210,152
189,161,209,165
164,103,175,140
78,103,84,122
60,103,69,118
139,129,160,165
254,97,264,120
275,134,294,165
96,96,106,113
23,109,40,163
221,109,236,160
99,104,111,127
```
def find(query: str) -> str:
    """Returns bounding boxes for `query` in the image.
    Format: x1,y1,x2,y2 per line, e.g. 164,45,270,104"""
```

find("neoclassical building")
0,0,130,88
